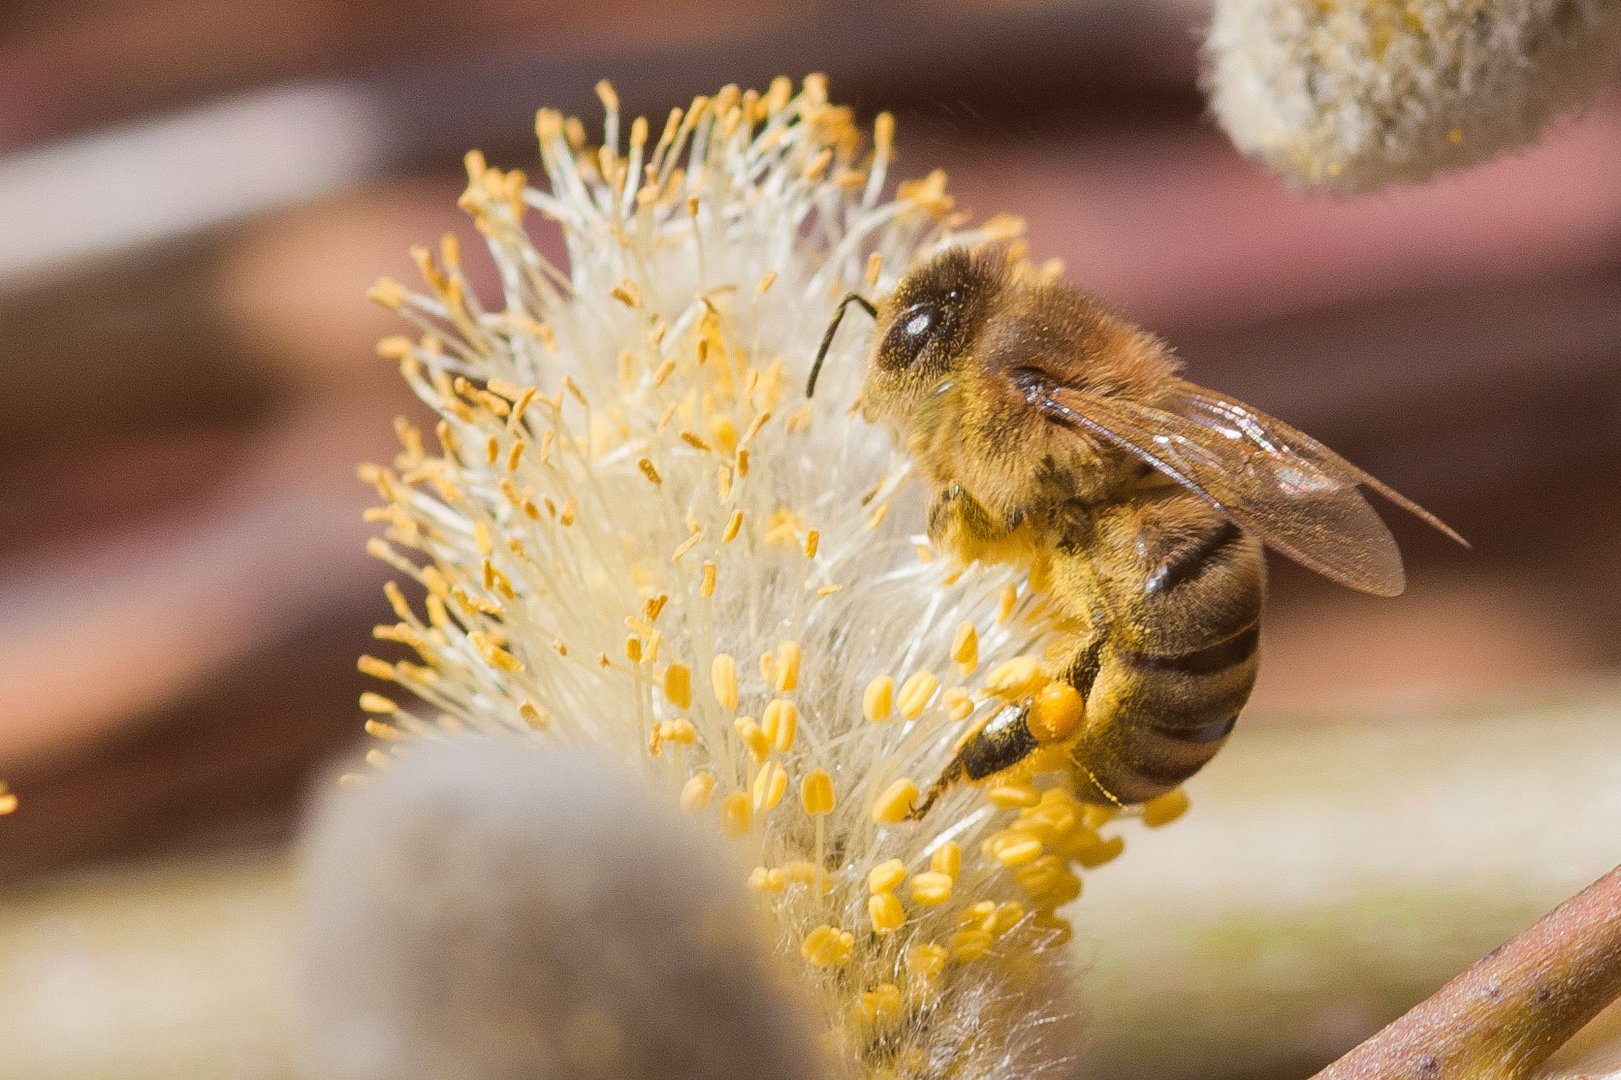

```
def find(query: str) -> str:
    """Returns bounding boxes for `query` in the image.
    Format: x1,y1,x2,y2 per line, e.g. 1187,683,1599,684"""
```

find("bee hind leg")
908,702,1040,820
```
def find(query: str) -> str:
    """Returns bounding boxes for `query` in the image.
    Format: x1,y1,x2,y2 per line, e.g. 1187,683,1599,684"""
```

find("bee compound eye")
884,302,940,368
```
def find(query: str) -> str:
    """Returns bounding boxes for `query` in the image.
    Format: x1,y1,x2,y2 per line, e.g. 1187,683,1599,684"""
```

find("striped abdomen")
1048,488,1265,804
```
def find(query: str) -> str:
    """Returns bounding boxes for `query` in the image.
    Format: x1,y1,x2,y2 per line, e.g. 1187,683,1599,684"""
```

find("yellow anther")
949,928,993,963
868,859,907,894
772,640,802,691
637,457,662,485
363,719,398,742
357,655,394,681
711,653,739,710
801,770,835,816
943,687,974,721
856,983,904,1027
986,783,1042,809
752,762,789,811
763,861,811,890
909,871,953,906
1072,834,1125,869
987,901,1026,936
709,415,739,452
1083,803,1120,828
988,830,1044,867
625,635,643,663
872,778,919,824
722,510,743,542
801,925,854,968
679,771,716,813
897,670,938,719
863,675,895,722
1032,912,1073,946
518,701,548,730
657,719,697,745
868,892,906,934
929,841,962,880
763,699,798,752
663,663,693,709
905,943,949,982
1029,681,1083,743
720,792,752,837
803,529,819,558
747,866,786,893
996,583,1019,624
1142,788,1191,828
951,622,979,674
984,656,1044,700
734,717,771,764
0,790,16,816
699,561,716,597
358,692,397,715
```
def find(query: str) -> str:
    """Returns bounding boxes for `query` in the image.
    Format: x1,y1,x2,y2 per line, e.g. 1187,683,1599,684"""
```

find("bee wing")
1034,378,1464,596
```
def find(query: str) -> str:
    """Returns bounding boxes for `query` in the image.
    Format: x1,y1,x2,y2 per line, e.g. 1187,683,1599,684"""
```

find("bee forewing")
1169,383,1469,548
1035,382,1416,596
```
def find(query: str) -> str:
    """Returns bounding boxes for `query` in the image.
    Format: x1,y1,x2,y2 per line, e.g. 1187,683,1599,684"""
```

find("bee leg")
926,484,1014,563
908,703,1039,820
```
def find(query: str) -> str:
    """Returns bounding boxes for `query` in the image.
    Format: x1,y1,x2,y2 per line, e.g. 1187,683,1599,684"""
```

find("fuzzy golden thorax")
861,247,1182,558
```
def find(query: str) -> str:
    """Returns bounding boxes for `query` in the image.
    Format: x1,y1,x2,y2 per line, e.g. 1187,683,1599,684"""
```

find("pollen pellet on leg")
897,671,938,719
951,622,979,675
679,771,716,812
772,641,802,691
711,653,739,709
984,656,1044,699
909,871,953,906
929,841,962,880
752,762,788,811
873,778,919,824
801,769,835,816
720,792,752,837
863,675,895,722
868,859,907,894
1029,682,1083,742
663,663,692,709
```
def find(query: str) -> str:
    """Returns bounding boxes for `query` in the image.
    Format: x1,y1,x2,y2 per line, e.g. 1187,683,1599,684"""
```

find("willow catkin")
1205,0,1621,190
296,739,832,1080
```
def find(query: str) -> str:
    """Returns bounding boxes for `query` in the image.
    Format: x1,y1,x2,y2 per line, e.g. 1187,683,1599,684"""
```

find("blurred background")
1,1,1618,1077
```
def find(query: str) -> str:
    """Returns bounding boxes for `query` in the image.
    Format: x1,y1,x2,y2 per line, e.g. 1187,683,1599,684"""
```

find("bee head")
860,246,1006,425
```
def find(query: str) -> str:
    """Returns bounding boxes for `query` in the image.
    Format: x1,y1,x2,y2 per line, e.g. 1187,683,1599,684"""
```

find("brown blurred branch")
1315,865,1621,1080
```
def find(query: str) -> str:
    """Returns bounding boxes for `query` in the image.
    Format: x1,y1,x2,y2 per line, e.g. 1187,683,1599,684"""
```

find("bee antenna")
806,293,878,398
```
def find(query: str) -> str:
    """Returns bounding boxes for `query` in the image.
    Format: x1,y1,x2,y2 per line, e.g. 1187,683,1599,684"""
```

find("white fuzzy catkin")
297,739,834,1080
1205,0,1621,189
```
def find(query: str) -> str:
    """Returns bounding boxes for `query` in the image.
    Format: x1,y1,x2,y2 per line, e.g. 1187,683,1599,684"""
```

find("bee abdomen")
1054,495,1266,804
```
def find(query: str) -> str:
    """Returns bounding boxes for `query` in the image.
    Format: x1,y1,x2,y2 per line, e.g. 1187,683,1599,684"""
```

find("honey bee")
808,247,1465,813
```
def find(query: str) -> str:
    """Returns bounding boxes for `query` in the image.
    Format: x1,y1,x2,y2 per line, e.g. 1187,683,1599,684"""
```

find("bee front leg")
927,484,1018,563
